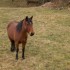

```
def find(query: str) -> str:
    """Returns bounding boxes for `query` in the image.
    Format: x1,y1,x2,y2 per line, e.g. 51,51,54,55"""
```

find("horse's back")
7,21,17,29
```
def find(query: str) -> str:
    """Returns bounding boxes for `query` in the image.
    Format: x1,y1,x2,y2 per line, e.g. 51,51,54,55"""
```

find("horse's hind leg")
10,40,15,52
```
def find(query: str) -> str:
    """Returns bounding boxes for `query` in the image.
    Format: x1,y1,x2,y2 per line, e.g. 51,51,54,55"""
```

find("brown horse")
7,16,34,60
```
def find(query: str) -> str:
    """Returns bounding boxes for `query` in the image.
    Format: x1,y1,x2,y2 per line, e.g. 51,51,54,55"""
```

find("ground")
0,7,70,70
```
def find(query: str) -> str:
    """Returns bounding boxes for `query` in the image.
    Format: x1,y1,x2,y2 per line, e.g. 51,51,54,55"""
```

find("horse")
7,16,34,60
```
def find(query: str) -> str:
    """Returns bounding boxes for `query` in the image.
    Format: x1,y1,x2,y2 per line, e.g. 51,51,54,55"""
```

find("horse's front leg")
22,42,26,59
15,42,19,60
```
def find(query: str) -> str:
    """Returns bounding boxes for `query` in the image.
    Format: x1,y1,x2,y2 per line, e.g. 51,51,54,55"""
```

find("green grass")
0,7,70,70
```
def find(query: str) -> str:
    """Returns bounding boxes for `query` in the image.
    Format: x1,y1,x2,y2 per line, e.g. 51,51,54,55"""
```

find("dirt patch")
41,1,70,9
41,2,58,9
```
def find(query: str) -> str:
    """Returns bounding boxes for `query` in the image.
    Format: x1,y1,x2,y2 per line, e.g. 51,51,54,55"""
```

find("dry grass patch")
0,7,70,70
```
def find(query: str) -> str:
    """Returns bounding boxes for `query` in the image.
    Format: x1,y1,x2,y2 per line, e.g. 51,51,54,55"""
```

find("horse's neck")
22,22,28,36
21,29,28,38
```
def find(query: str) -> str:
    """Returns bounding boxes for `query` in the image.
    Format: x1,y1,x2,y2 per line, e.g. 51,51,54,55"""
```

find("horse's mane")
16,19,24,32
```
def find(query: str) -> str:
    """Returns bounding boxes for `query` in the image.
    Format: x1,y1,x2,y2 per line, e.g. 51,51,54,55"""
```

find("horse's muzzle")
30,32,34,36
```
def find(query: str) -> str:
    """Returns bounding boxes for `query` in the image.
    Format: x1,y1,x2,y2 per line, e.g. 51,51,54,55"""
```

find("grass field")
0,7,70,70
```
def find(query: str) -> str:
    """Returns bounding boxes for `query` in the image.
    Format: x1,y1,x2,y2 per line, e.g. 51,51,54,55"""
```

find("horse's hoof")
11,50,15,52
16,58,18,60
11,48,15,52
22,57,25,60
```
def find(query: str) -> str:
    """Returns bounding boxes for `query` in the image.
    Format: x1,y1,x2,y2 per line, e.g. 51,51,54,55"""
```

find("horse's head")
24,16,35,36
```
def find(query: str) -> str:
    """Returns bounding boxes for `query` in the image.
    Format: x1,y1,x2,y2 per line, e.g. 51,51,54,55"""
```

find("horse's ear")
30,16,33,20
25,16,28,21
